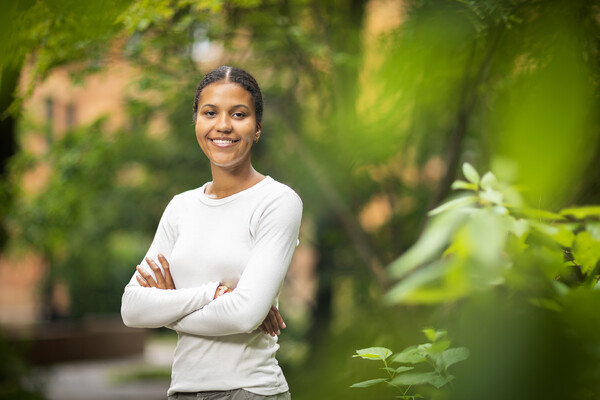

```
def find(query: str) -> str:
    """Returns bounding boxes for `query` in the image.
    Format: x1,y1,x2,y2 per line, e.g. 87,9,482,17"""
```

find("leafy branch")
386,162,600,306
350,328,469,399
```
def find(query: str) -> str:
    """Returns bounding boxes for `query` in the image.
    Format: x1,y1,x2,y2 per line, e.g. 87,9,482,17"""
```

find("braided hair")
193,66,263,124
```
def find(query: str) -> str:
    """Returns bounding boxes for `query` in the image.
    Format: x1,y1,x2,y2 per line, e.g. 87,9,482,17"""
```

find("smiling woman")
121,66,302,400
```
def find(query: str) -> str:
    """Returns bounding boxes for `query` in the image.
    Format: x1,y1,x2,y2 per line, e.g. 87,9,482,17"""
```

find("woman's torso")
166,177,292,396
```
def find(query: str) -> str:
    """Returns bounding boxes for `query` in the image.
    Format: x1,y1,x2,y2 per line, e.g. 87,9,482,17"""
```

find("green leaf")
391,346,427,364
386,258,475,305
394,366,415,374
461,210,511,267
353,347,393,361
492,205,509,215
388,211,468,278
480,171,498,190
422,328,446,342
512,208,565,221
350,378,387,388
439,347,470,369
429,339,451,353
451,180,478,191
530,221,575,247
390,372,451,389
462,162,480,185
508,217,529,238
553,280,571,296
479,188,503,205
572,231,600,275
422,328,436,342
428,196,478,216
385,260,449,304
418,343,433,352
561,206,600,219
529,297,562,312
586,222,600,241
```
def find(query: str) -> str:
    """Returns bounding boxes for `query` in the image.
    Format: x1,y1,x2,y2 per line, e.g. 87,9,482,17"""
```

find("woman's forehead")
199,81,253,106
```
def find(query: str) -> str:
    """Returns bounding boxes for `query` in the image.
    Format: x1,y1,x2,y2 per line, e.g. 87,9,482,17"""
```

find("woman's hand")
258,305,286,337
136,254,176,290
213,287,285,336
214,285,233,299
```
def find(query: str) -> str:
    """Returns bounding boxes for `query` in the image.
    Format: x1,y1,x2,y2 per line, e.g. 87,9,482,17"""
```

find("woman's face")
195,81,261,171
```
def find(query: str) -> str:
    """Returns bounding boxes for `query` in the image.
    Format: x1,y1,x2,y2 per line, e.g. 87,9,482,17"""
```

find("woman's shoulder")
261,177,303,206
166,185,207,209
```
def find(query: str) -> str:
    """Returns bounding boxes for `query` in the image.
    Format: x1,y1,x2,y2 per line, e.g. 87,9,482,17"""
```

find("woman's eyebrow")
200,104,250,110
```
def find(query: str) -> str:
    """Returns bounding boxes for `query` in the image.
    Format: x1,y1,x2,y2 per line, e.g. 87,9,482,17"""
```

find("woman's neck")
206,164,265,199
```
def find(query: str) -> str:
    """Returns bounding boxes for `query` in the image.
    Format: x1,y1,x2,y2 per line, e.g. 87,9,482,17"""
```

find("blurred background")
1,0,600,399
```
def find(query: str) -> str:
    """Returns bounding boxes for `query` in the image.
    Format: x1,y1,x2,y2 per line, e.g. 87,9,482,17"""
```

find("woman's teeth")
213,139,236,145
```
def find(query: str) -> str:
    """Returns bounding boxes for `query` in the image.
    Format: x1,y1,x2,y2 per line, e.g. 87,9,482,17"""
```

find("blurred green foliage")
1,0,600,399
0,0,135,109
381,163,600,398
9,106,213,317
388,162,600,304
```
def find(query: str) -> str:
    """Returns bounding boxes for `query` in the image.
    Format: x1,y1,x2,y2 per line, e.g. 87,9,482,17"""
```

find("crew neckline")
196,176,272,205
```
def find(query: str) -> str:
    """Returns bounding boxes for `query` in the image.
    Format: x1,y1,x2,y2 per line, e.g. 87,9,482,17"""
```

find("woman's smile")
210,137,241,147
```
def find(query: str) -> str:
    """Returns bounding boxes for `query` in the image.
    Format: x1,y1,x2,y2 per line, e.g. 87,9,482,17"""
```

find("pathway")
35,336,175,400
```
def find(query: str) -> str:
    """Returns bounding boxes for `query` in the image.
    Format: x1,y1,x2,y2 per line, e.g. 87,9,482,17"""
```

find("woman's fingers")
135,269,150,287
136,265,157,287
140,255,175,290
267,308,281,336
158,254,176,289
271,305,286,330
261,316,276,336
259,306,285,336
146,257,167,288
258,323,268,335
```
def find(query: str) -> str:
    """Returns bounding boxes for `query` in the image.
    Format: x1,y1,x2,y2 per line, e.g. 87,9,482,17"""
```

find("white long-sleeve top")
121,176,302,396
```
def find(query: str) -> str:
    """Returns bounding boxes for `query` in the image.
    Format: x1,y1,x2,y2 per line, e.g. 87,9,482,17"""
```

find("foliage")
387,163,600,305
2,0,600,398
351,329,469,399
0,0,135,114
9,111,212,316
382,163,600,399
5,0,600,315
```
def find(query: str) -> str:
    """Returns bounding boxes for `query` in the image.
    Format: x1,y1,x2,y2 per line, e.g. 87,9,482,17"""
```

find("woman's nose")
216,113,232,132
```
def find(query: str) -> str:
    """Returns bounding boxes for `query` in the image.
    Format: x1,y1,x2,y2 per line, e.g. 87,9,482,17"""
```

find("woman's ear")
254,123,262,143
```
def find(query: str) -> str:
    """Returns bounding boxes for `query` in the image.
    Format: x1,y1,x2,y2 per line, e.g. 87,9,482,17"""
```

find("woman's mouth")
210,138,240,147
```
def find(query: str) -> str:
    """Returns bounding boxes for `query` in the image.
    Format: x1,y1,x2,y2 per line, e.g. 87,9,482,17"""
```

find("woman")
121,66,302,400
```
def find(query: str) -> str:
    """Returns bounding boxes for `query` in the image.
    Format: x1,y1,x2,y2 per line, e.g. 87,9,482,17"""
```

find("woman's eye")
232,112,246,118
204,111,216,117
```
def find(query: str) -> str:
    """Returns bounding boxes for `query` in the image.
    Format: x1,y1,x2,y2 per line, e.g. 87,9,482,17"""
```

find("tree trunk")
0,64,21,249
